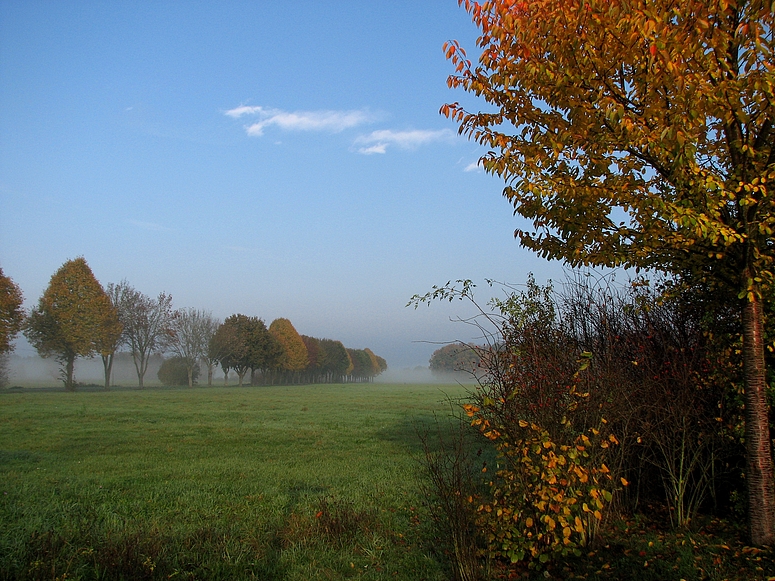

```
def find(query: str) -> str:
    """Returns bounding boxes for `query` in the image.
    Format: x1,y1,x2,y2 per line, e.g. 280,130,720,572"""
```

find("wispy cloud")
225,105,374,136
464,159,484,172
354,129,454,154
128,219,172,232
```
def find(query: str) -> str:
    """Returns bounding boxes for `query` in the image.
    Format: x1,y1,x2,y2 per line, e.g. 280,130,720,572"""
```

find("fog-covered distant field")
4,353,471,388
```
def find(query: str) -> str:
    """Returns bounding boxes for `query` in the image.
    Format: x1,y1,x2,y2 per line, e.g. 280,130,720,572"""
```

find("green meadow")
0,383,467,580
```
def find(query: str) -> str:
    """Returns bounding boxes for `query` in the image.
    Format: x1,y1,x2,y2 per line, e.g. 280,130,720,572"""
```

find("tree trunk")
187,366,193,388
133,352,147,389
64,354,76,391
742,294,775,545
102,353,113,391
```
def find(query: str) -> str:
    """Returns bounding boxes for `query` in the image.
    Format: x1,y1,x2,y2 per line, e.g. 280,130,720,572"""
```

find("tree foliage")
213,314,253,386
212,315,281,386
429,343,480,376
444,0,775,545
157,356,199,387
318,339,352,382
0,267,24,355
269,318,308,379
415,272,744,568
24,258,114,390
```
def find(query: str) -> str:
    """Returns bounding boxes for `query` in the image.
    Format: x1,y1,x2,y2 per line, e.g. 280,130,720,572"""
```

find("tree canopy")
269,318,308,376
444,0,775,544
24,258,114,390
0,268,24,355
429,343,480,376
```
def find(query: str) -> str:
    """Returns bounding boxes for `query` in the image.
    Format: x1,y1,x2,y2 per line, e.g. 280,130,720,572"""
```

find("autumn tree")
346,348,374,382
318,338,351,383
24,258,114,390
301,335,322,382
212,314,279,386
444,0,775,544
114,282,174,388
375,354,388,375
168,308,217,388
429,343,480,376
0,268,24,355
210,318,240,385
269,318,308,383
0,268,25,387
214,314,252,386
247,318,282,385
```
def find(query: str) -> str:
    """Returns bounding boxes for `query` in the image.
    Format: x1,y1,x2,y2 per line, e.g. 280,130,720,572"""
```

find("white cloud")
358,143,388,155
354,128,454,154
225,105,374,136
224,105,263,118
464,159,484,172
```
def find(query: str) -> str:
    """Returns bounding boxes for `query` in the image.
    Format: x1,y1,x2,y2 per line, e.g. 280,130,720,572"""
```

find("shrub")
412,271,742,569
157,356,199,387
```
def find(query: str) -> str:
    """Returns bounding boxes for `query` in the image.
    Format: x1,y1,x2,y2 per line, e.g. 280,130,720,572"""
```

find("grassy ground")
0,383,467,581
2,383,774,581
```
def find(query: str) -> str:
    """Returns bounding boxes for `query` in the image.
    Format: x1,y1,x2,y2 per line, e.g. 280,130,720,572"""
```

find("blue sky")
0,1,565,370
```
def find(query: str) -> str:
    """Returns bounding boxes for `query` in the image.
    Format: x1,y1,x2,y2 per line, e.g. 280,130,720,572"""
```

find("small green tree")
24,258,114,390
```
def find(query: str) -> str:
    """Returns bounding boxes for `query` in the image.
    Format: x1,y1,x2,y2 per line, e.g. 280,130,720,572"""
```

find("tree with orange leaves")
24,258,116,390
443,0,775,544
0,267,24,356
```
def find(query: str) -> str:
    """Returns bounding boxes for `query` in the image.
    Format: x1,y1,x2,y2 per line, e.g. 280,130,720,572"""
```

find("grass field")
0,383,468,581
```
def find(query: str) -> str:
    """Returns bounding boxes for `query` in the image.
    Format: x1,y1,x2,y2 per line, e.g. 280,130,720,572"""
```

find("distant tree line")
0,258,387,389
428,343,480,376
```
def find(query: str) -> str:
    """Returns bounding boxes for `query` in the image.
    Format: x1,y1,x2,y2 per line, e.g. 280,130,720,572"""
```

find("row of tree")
0,259,387,389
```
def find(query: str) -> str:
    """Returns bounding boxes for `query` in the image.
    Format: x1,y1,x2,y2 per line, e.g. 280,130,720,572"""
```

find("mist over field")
3,352,465,387
4,353,163,387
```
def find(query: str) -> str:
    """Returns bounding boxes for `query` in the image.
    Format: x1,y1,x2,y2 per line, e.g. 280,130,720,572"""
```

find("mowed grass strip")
0,383,466,580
